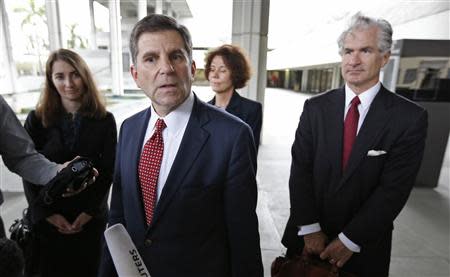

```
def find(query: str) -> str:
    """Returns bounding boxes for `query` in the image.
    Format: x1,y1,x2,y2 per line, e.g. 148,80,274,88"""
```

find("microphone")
104,223,151,277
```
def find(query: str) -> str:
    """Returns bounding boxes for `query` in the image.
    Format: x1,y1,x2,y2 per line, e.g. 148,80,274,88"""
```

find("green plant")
13,0,48,74
66,23,87,49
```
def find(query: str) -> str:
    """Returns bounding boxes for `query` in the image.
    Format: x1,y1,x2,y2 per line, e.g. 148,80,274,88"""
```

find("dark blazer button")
144,239,152,246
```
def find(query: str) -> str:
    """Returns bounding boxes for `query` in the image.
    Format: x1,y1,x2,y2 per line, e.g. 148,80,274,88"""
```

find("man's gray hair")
129,14,193,65
337,12,393,55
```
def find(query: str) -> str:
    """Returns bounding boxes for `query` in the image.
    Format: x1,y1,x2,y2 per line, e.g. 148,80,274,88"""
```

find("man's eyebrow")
170,49,186,55
141,51,158,59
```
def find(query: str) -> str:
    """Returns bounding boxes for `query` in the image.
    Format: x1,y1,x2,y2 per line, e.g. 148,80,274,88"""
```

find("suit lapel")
127,107,152,228
324,88,345,175
150,96,210,227
338,86,393,189
225,90,242,117
209,90,242,117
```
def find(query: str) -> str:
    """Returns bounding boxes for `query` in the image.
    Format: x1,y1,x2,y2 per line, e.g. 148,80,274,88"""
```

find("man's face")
131,30,196,116
341,27,390,94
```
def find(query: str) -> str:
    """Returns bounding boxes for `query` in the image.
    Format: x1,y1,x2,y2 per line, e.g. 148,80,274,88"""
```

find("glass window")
403,69,417,84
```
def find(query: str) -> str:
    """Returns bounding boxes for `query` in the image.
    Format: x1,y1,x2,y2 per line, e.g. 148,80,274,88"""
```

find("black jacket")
209,91,262,152
23,111,117,223
282,85,427,276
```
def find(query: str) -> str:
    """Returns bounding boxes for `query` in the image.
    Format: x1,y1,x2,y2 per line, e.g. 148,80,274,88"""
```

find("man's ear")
130,64,138,81
190,60,196,80
130,64,142,88
381,51,391,67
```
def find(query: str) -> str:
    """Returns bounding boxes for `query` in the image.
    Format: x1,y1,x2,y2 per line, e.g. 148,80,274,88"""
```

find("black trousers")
26,216,107,277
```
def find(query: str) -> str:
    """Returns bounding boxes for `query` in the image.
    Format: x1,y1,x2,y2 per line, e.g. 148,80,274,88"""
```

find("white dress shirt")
344,82,380,134
141,92,194,202
298,82,381,253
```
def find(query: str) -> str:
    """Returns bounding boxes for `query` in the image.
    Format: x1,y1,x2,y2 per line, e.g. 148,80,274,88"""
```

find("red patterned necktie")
138,118,166,225
342,96,361,171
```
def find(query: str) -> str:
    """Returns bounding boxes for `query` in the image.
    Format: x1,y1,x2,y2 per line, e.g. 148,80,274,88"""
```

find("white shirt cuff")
297,223,321,236
338,233,361,253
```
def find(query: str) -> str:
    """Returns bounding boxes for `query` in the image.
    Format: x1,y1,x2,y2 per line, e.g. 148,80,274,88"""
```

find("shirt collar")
149,92,194,136
345,82,380,111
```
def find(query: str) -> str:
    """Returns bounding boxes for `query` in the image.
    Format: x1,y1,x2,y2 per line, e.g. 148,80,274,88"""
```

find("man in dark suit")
99,14,263,277
281,13,428,276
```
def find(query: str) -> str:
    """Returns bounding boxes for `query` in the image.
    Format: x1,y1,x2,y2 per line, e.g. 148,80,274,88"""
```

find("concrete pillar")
1,0,19,110
284,69,290,89
331,64,341,88
156,0,163,14
231,0,269,106
89,0,97,50
45,0,62,51
301,69,308,92
138,0,147,20
109,0,124,96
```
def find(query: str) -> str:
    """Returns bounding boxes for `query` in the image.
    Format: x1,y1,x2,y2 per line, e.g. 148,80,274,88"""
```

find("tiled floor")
1,87,449,276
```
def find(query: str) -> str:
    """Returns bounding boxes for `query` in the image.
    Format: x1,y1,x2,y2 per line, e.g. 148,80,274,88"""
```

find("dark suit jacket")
99,95,263,277
209,91,262,151
23,111,117,276
282,85,428,276
23,111,117,222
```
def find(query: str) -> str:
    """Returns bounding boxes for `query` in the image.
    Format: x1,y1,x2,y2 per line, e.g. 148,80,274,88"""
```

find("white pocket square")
367,150,387,156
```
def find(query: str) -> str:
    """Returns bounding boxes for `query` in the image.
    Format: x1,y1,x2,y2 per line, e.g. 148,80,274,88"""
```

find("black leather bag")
39,156,94,205
9,208,32,252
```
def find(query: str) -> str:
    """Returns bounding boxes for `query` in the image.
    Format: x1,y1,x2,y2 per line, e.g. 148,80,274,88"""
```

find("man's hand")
60,156,98,198
46,214,80,235
303,231,328,255
71,212,93,231
320,238,353,267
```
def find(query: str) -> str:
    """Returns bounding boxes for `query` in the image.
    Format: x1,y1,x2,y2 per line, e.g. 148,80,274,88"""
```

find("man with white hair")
281,13,428,276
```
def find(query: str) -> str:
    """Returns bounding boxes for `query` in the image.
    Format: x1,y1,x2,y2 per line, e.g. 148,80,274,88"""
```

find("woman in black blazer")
22,49,117,277
205,44,263,152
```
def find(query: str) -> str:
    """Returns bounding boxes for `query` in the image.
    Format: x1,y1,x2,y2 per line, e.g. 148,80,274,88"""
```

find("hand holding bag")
39,156,94,205
271,249,357,277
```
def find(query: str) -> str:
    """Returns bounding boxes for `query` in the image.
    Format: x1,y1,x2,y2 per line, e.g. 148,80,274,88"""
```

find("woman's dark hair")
204,44,252,89
37,48,106,127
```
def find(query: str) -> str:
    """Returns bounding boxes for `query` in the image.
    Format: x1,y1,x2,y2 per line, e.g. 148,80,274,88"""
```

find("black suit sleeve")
343,109,428,247
288,100,319,227
225,123,263,277
98,120,126,277
23,111,57,222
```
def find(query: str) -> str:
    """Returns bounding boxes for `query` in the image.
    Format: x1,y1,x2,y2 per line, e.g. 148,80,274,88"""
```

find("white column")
89,0,97,50
155,0,163,14
1,0,19,110
301,69,308,92
331,65,341,89
231,0,269,105
232,0,269,145
138,0,147,20
109,0,124,96
45,0,62,50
